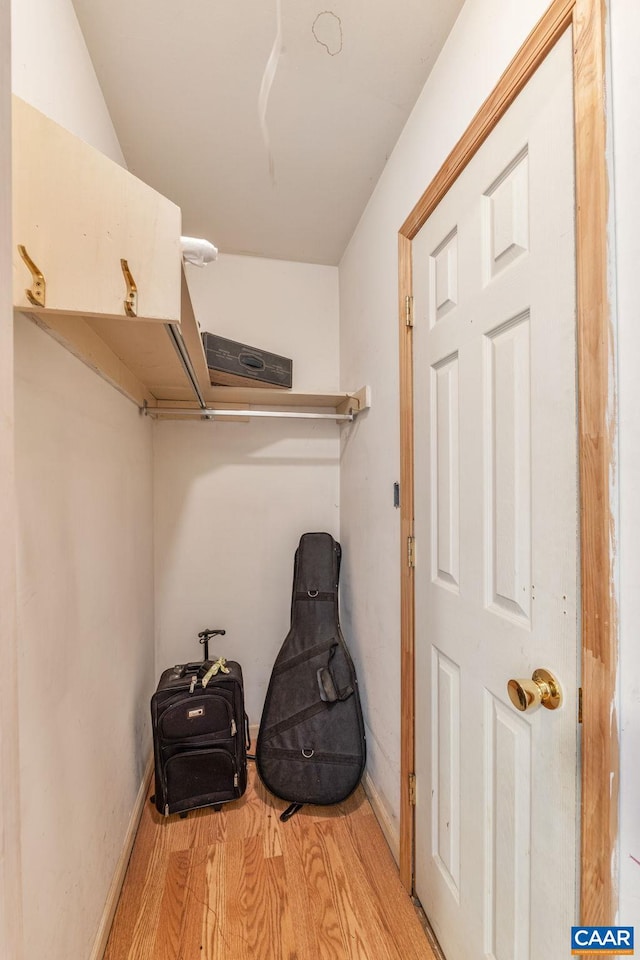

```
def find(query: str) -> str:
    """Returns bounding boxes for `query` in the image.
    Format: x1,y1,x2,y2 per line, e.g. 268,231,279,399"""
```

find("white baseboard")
362,771,400,866
89,753,154,960
248,722,259,750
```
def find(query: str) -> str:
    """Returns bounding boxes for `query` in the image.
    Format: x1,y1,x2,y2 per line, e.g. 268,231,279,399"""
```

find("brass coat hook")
120,258,138,317
18,244,46,307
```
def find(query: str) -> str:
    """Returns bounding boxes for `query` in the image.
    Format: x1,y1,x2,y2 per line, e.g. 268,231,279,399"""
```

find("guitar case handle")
317,645,354,703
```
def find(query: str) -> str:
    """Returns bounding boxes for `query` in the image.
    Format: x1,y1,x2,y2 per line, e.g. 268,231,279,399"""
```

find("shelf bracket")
120,259,138,317
336,385,371,417
18,244,46,307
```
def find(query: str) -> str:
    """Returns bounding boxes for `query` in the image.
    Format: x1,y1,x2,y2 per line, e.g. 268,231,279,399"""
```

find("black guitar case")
256,532,366,818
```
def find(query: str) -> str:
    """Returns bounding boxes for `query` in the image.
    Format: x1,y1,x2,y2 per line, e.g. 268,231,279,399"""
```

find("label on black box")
202,332,293,388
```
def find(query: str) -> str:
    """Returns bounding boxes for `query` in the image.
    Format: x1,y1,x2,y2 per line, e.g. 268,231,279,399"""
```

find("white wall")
611,0,640,927
154,254,340,721
14,318,155,959
0,0,24,956
11,0,124,165
339,0,557,845
11,1,154,957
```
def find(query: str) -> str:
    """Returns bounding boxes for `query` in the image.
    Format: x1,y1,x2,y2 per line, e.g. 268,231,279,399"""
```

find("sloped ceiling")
71,0,464,265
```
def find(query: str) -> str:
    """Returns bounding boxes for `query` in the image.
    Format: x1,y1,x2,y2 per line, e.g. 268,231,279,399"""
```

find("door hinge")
409,773,417,806
405,295,414,327
578,686,582,724
407,535,416,568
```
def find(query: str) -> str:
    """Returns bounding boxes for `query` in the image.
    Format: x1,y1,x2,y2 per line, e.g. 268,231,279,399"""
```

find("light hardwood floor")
104,763,437,960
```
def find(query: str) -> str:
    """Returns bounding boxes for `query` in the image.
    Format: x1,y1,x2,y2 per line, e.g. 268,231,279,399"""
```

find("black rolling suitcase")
151,628,249,817
256,532,366,820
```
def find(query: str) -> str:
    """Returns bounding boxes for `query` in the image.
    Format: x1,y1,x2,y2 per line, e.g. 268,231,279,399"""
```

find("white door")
413,33,578,960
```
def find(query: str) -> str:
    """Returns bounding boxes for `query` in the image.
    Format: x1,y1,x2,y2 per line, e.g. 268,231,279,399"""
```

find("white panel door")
413,33,577,960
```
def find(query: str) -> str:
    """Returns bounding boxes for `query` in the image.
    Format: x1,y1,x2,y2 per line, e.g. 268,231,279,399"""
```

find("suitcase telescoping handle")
198,628,225,662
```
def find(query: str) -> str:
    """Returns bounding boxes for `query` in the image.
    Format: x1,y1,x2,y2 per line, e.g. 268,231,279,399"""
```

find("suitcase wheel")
212,804,223,813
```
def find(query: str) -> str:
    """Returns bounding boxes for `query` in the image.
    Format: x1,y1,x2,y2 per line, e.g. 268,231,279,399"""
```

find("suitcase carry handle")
173,659,225,680
172,661,209,680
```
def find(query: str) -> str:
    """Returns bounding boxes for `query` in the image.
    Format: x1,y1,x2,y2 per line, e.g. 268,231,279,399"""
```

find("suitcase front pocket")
159,694,233,741
164,748,238,809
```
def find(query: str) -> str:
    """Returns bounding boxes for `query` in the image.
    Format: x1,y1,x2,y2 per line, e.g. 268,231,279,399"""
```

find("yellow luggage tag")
201,657,230,688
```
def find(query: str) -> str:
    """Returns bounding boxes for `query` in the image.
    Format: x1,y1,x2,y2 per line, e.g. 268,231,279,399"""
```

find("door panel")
413,31,577,960
486,312,531,623
432,354,460,590
484,693,532,960
432,646,461,897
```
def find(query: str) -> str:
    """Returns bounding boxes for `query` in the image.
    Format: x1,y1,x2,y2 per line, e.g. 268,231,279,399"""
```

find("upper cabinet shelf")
11,95,205,407
13,96,181,323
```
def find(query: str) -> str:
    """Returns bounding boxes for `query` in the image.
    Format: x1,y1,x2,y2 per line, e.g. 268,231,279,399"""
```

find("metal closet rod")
144,407,355,422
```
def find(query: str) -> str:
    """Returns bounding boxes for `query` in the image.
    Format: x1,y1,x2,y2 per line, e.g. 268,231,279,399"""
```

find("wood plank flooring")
104,764,437,960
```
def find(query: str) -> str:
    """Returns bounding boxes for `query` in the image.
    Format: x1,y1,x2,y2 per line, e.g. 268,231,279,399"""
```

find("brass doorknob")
507,669,562,712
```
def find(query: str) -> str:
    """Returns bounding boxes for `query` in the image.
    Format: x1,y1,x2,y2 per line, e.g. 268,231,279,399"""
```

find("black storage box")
202,332,293,389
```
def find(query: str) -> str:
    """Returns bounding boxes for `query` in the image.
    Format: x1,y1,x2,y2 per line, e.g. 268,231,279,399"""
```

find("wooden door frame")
398,0,616,927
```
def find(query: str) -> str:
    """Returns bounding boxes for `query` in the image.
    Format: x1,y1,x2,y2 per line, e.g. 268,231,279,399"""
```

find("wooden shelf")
204,384,369,413
152,385,371,420
13,96,181,322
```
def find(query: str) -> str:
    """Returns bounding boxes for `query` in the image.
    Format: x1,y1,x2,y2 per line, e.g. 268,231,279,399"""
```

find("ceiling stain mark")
258,0,283,184
312,11,343,56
